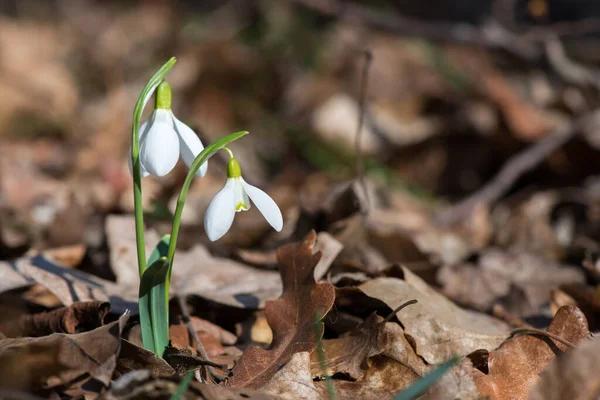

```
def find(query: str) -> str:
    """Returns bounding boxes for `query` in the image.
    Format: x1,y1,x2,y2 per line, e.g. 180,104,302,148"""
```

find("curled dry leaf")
0,313,128,397
310,313,426,380
438,248,584,316
529,335,600,400
473,305,591,400
359,266,509,364
227,231,336,388
0,300,109,338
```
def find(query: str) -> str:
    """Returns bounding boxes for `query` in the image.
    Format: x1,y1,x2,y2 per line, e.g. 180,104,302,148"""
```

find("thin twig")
176,295,229,383
545,37,600,92
381,299,418,324
435,111,600,226
355,50,373,215
508,328,577,349
385,354,423,378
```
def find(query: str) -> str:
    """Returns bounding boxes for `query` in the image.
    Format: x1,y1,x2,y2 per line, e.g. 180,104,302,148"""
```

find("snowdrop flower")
205,153,283,241
131,81,207,178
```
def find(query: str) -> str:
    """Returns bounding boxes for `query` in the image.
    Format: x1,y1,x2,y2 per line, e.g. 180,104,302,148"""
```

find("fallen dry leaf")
424,358,479,400
262,352,320,399
227,231,336,388
42,243,87,268
493,191,563,260
3,253,137,314
359,266,509,364
105,214,160,292
310,312,426,380
0,300,109,338
0,312,128,397
473,305,590,400
115,339,175,378
529,335,600,400
438,248,584,316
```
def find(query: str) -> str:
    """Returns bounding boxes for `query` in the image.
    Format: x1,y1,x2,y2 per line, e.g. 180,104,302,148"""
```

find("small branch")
434,111,600,226
545,37,600,92
177,295,229,383
355,50,373,215
381,299,418,324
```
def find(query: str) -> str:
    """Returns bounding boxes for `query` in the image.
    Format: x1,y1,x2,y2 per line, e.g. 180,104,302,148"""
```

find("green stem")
164,131,249,302
131,57,177,277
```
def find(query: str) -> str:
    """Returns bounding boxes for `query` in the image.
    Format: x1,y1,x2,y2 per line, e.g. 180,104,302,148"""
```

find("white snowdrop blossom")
130,81,207,178
204,156,283,241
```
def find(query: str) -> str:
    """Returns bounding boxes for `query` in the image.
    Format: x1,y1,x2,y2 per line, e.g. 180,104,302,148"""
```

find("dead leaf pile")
3,1,600,398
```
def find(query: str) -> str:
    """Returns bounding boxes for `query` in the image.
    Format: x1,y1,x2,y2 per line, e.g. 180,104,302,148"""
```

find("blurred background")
2,0,600,285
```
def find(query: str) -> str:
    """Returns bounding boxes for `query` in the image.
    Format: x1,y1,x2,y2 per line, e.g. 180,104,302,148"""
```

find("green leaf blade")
394,356,460,400
139,253,171,357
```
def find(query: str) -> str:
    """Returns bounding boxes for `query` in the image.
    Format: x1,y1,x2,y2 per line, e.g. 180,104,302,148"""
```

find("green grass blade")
170,370,195,400
139,255,170,356
394,357,460,400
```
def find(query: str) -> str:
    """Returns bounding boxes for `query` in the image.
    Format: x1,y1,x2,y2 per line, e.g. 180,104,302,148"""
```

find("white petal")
241,178,283,232
172,113,207,177
129,119,152,177
205,178,236,241
233,178,250,212
140,111,179,176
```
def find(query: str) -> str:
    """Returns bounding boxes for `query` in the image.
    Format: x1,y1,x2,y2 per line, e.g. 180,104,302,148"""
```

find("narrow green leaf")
139,256,170,356
170,370,195,400
394,356,460,400
148,234,170,266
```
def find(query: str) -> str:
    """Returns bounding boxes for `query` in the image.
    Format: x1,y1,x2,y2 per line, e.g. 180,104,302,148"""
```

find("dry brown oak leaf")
227,231,336,389
0,301,110,338
473,305,590,400
529,335,600,400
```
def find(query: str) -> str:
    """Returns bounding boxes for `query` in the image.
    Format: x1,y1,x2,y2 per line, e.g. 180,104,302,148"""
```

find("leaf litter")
3,2,600,398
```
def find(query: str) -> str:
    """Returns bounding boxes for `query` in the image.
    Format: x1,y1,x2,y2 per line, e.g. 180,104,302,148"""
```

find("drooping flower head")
204,152,283,241
130,81,207,178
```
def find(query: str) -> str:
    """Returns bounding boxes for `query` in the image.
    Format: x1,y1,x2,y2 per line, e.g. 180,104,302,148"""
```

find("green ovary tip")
227,157,242,178
155,81,172,109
